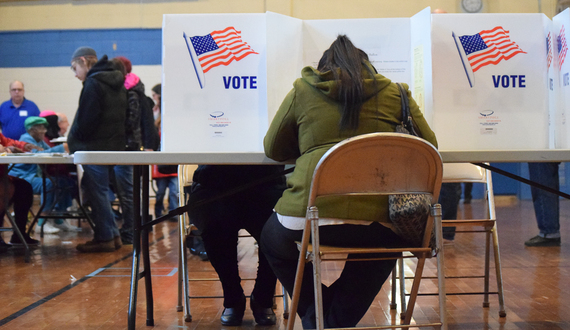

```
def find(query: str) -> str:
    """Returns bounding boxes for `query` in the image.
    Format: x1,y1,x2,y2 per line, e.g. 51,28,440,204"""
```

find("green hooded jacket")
264,64,437,225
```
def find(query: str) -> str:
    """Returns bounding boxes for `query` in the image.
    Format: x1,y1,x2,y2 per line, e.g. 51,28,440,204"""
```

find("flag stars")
459,34,488,55
190,35,219,56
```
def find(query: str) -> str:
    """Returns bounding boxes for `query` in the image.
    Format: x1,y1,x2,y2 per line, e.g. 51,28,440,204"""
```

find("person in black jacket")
187,165,285,326
69,47,127,253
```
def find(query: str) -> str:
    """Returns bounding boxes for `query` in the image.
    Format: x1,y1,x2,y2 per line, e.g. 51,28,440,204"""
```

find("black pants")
439,183,462,240
0,176,33,239
260,213,405,329
187,184,284,308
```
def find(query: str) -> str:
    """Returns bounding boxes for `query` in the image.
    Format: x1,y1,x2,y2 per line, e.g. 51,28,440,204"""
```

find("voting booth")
162,9,567,153
432,14,553,150
554,8,570,148
161,9,432,152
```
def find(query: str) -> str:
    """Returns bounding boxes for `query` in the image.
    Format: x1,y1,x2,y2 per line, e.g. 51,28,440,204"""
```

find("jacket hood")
130,78,146,95
124,72,141,90
87,55,125,91
300,61,392,103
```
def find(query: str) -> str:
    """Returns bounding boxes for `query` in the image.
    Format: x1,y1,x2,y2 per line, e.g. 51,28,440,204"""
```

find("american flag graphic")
547,32,553,69
558,25,568,70
188,27,258,73
458,26,526,72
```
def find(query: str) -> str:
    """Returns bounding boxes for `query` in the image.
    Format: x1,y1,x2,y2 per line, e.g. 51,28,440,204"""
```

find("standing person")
108,56,159,244
116,56,159,151
0,81,40,140
261,35,437,328
525,162,561,246
148,83,179,222
187,165,286,326
68,46,127,253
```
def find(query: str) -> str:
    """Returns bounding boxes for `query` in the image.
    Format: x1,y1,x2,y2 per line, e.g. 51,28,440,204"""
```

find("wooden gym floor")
1,196,569,329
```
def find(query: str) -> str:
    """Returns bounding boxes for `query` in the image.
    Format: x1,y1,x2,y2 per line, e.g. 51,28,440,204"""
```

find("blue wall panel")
0,29,162,68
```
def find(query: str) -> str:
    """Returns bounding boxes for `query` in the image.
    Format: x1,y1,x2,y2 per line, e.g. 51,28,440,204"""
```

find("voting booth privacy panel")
554,9,570,149
161,9,568,153
161,9,432,152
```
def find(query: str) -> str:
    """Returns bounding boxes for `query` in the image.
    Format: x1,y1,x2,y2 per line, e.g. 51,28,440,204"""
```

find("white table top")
0,153,74,164
72,149,570,165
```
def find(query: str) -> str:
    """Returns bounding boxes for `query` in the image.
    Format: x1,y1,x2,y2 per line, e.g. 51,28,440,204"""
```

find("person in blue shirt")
9,116,75,234
0,81,40,140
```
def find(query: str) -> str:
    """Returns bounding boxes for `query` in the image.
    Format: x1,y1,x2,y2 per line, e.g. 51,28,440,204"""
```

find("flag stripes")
459,26,526,72
189,27,258,73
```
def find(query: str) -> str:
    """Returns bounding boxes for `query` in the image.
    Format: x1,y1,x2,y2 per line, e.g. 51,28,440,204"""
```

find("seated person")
39,110,61,147
260,35,437,329
9,116,76,233
0,169,36,247
0,134,40,247
187,165,286,326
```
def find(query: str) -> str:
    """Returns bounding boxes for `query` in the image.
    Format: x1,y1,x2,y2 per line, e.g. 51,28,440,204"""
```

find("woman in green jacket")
260,35,437,328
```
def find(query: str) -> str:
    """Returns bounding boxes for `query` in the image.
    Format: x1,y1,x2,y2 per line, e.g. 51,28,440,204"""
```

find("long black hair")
317,35,376,131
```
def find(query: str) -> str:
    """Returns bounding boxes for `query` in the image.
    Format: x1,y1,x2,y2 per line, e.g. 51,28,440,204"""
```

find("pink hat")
40,110,56,117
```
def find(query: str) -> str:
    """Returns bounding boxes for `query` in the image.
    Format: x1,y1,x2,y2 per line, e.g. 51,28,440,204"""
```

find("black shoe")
0,240,12,253
120,232,133,245
10,235,39,246
188,236,209,261
221,297,246,326
525,235,561,247
250,294,276,326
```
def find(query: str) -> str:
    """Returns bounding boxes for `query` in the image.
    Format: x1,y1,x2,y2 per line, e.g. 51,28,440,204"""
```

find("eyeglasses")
10,88,23,92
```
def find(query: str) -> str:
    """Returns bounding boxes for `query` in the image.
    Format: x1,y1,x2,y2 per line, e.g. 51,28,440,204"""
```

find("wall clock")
461,0,483,13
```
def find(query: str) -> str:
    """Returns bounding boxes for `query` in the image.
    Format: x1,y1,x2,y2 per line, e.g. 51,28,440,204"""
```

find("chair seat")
442,219,495,227
297,241,433,259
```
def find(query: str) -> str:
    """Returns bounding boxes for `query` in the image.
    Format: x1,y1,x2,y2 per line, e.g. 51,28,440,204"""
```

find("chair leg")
286,217,313,330
492,226,506,317
402,257,427,325
483,230,491,308
398,258,406,319
282,285,290,319
390,265,397,310
179,216,192,322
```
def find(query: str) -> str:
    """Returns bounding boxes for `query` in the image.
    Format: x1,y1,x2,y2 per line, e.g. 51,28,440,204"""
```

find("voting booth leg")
141,167,155,326
128,165,155,329
128,165,142,330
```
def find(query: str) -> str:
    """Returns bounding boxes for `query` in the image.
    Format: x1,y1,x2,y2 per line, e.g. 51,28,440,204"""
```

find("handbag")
388,83,435,248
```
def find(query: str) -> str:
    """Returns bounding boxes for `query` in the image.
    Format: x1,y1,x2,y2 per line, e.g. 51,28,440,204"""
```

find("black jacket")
68,55,127,154
126,79,159,151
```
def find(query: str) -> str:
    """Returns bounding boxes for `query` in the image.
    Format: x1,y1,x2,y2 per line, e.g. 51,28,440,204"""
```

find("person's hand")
0,145,9,153
7,146,24,153
63,143,69,154
23,143,42,152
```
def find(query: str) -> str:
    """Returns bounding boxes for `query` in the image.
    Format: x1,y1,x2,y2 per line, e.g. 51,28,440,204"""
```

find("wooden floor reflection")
1,196,570,329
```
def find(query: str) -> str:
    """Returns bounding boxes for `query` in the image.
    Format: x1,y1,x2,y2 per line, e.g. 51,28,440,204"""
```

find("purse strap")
395,83,419,137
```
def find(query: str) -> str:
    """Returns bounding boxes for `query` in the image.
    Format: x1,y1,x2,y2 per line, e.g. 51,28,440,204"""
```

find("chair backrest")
308,132,443,206
442,163,486,183
179,165,198,188
442,162,496,221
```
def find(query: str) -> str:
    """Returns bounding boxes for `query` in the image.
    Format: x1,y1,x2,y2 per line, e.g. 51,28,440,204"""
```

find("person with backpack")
107,57,159,245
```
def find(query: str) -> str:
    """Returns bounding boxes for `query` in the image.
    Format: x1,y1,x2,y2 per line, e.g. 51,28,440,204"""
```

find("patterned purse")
388,83,435,248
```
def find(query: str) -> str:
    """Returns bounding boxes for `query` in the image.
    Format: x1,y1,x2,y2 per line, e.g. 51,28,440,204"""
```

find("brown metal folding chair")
287,132,447,330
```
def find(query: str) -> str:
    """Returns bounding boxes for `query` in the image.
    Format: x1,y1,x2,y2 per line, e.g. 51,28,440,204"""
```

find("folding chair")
287,132,446,330
394,163,505,319
28,164,94,237
176,164,289,322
